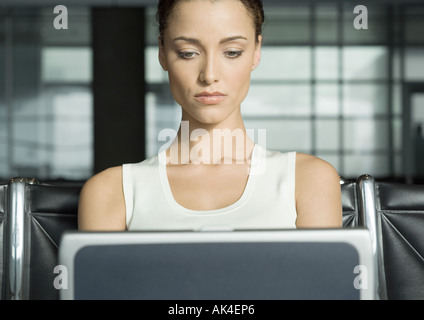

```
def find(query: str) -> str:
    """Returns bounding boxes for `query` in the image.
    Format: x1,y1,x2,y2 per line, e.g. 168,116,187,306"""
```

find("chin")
190,110,234,126
192,116,226,126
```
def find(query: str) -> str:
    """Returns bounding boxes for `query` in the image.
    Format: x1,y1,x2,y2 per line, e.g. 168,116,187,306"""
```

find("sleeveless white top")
122,145,297,230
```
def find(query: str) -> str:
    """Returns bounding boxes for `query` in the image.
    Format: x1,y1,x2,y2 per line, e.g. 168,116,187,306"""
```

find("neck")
166,109,255,165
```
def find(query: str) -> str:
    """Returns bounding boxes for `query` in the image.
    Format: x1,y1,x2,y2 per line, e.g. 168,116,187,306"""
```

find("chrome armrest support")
6,177,34,300
357,174,387,300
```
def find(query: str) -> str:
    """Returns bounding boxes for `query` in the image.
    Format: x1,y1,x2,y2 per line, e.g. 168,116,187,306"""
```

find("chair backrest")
5,178,81,300
0,182,8,300
357,175,424,300
27,181,81,300
340,178,360,228
376,180,424,300
2,176,360,300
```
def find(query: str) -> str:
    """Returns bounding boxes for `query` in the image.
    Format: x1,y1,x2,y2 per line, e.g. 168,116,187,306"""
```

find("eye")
225,50,243,58
177,51,199,59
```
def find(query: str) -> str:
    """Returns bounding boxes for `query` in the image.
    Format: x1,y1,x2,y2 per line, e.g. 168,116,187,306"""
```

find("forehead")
166,0,255,39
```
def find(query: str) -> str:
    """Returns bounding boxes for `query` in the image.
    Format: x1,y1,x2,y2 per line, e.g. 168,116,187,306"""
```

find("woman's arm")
78,166,127,231
295,153,343,228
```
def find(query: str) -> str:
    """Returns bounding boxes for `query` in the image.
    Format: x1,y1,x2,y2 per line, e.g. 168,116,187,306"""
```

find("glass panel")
343,84,387,116
316,119,339,151
392,82,402,116
392,47,401,81
145,7,159,46
243,84,311,116
344,154,390,178
405,6,424,44
40,7,91,46
12,87,93,180
0,115,6,139
411,94,424,178
0,141,6,159
41,47,92,83
48,87,93,179
12,118,50,178
316,84,339,116
11,9,43,176
343,46,388,80
405,47,424,81
1,12,8,178
394,154,402,176
253,47,311,80
244,119,311,152
13,94,45,117
145,46,168,83
1,7,92,180
50,147,93,179
0,40,5,144
393,118,402,153
12,119,42,146
0,154,7,179
12,7,40,42
145,93,181,158
343,5,387,45
344,119,389,152
412,93,424,126
13,46,40,116
262,6,310,45
0,10,4,111
315,46,339,80
11,144,40,176
0,9,4,38
315,4,338,44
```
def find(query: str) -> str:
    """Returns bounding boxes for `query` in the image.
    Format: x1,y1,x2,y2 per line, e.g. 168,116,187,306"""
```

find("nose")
199,54,220,85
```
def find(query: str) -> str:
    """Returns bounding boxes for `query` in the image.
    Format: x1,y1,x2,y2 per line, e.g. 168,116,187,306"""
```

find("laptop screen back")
59,229,375,300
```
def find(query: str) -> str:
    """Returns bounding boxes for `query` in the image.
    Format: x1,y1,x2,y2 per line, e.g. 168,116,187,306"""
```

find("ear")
158,37,168,71
251,35,262,71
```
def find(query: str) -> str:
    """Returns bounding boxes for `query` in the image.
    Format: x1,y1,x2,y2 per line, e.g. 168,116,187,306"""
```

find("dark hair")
156,0,264,44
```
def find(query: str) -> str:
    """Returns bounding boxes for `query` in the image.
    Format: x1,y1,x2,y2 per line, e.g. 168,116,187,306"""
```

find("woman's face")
159,0,262,126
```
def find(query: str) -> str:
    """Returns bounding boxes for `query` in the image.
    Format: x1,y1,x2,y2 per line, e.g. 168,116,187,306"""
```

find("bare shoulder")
295,153,342,228
295,153,340,183
81,166,123,197
78,166,126,231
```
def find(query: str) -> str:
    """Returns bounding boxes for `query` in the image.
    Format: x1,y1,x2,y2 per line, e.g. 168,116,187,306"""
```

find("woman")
78,0,342,231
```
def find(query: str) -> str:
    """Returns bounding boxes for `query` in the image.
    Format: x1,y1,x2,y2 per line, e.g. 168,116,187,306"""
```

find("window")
0,7,92,181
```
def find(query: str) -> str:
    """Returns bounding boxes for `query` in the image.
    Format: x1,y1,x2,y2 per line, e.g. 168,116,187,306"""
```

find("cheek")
167,67,196,106
227,62,253,91
227,54,255,80
233,66,252,82
168,66,192,92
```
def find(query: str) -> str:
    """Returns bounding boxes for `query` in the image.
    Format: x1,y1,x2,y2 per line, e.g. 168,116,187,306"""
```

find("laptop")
58,228,376,300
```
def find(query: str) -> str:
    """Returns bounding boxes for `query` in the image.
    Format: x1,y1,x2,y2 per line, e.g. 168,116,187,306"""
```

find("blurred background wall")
0,0,424,183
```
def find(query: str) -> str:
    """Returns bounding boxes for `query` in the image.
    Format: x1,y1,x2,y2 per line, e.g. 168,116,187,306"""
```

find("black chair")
340,178,360,228
0,182,8,300
3,176,360,300
5,178,81,300
358,175,424,300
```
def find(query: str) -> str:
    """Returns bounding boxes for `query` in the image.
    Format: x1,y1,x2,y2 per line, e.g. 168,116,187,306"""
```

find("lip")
194,92,227,105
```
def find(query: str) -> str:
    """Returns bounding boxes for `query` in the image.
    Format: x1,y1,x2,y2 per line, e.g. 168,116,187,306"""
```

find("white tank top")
123,144,297,230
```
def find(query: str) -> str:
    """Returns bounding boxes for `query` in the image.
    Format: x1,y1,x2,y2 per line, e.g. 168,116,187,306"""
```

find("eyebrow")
173,35,248,45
